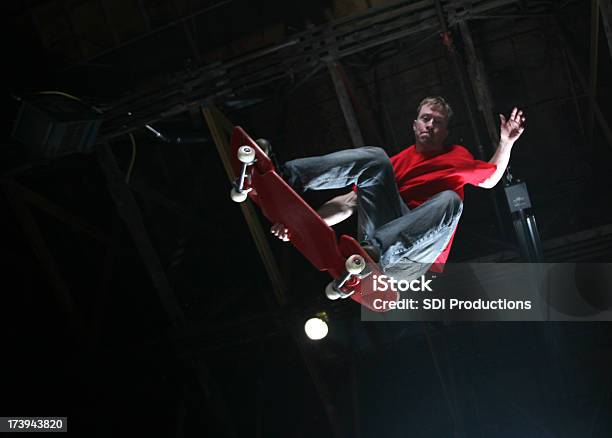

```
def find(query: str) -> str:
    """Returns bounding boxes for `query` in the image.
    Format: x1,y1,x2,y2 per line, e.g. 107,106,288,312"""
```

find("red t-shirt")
389,144,496,270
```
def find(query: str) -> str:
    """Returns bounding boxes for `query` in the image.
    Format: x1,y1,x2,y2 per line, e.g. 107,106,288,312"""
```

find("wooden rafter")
202,105,287,305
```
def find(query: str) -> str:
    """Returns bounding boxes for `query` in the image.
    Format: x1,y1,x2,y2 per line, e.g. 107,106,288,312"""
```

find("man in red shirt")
272,96,526,278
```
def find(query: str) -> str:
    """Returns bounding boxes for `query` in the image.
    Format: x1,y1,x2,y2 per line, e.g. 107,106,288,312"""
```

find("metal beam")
327,60,364,147
170,0,202,65
67,0,231,70
60,0,87,60
561,49,586,139
2,178,110,245
434,0,507,238
1,180,81,325
434,0,486,159
97,143,186,326
96,142,239,437
446,0,523,25
458,19,547,262
127,178,205,228
458,21,500,149
558,25,612,150
99,0,120,46
100,0,521,140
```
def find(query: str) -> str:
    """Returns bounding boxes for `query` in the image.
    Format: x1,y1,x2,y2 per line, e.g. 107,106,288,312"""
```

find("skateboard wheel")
345,254,365,275
230,187,248,203
238,146,256,163
325,282,341,300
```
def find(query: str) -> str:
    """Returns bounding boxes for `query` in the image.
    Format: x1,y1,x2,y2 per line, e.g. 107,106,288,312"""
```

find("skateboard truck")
230,145,256,202
325,254,372,300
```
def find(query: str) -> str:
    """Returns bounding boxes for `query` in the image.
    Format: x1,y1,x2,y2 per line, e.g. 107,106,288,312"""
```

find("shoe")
255,138,272,155
255,138,282,170
360,240,381,264
256,138,294,186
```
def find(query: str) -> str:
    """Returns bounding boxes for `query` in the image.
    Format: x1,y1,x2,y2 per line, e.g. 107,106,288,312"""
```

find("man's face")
412,103,449,149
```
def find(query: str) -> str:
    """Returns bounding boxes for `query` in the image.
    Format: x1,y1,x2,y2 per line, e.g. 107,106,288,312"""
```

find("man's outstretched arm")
270,191,357,241
478,107,526,189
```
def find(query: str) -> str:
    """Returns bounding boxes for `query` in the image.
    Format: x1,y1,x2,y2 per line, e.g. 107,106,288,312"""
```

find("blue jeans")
282,147,463,279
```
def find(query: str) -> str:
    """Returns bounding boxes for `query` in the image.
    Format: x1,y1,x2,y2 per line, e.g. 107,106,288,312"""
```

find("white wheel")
345,254,365,275
325,282,341,300
238,146,256,163
230,187,248,203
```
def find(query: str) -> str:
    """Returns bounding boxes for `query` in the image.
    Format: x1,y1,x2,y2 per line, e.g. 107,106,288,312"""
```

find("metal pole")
513,210,532,261
526,215,544,261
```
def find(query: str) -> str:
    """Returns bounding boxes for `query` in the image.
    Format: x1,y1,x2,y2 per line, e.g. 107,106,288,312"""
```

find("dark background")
3,0,612,436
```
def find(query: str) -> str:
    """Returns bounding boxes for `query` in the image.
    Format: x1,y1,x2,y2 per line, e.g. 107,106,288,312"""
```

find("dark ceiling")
3,0,612,436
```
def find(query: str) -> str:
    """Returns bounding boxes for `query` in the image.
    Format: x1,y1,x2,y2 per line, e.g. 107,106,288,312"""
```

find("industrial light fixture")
11,92,102,159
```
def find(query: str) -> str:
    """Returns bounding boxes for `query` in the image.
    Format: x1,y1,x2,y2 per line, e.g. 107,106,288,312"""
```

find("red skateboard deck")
229,126,398,312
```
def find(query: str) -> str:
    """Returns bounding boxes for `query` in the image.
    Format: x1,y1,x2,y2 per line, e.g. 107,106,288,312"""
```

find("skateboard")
229,126,398,312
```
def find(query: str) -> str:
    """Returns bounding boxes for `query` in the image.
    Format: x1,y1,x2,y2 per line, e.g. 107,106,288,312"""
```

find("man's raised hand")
499,107,526,145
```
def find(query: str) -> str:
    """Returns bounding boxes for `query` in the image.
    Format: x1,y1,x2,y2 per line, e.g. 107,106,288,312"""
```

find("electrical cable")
37,90,83,101
36,90,103,114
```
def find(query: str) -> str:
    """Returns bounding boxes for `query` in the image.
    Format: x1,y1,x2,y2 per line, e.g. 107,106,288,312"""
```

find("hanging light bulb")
304,315,329,340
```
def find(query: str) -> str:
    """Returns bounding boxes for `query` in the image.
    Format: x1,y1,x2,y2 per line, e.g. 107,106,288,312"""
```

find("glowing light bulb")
304,317,328,340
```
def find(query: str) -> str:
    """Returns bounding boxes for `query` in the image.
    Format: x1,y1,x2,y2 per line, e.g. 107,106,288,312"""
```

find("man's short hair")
416,96,453,123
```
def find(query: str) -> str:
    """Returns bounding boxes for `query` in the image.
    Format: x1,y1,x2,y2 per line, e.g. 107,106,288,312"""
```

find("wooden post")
203,104,346,438
202,105,287,305
458,21,500,149
327,60,365,147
